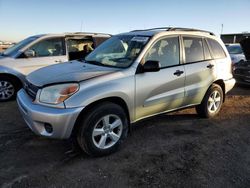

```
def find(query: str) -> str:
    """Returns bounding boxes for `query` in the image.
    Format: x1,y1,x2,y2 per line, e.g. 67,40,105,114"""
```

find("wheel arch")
71,96,131,137
0,73,23,88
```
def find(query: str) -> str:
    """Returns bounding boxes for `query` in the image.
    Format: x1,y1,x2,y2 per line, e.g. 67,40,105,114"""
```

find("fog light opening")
44,123,53,133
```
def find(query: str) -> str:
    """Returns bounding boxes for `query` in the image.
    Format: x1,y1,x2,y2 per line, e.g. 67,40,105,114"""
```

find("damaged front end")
233,60,250,85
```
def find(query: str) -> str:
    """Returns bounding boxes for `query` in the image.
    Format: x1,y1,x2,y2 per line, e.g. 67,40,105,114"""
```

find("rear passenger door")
66,37,94,60
93,36,110,47
135,36,186,120
182,36,216,105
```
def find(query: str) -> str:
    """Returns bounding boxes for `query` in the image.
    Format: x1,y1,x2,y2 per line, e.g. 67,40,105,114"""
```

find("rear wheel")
0,76,21,102
77,102,128,157
196,84,223,118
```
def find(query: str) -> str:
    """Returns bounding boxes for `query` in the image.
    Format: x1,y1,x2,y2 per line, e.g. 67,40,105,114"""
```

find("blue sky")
0,0,249,42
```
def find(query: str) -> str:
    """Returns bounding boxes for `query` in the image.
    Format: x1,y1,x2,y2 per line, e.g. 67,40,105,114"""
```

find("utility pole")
221,24,224,35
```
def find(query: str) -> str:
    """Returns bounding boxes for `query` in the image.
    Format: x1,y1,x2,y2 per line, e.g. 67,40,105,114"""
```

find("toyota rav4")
17,27,235,156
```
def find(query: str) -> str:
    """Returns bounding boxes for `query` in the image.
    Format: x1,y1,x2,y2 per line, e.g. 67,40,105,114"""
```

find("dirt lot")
0,86,250,188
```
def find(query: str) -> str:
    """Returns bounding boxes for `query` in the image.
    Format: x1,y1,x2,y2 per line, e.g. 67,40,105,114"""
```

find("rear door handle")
207,64,214,69
173,70,184,76
55,60,62,63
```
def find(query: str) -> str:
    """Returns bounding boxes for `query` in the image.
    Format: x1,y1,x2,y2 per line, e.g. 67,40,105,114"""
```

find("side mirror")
24,49,35,58
142,60,160,72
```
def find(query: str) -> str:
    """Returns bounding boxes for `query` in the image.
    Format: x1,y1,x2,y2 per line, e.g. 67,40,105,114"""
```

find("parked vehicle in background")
0,33,111,101
233,60,250,86
233,38,250,85
17,27,235,156
225,43,246,65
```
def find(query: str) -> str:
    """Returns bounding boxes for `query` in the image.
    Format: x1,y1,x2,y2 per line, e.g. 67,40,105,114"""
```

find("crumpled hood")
240,38,250,60
26,60,118,87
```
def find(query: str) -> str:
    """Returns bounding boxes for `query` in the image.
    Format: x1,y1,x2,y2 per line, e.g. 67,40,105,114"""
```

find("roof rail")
130,27,215,36
168,27,215,35
130,27,172,32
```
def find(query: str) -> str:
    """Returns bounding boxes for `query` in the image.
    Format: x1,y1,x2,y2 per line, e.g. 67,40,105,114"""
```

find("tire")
196,84,224,118
77,102,128,157
0,76,21,102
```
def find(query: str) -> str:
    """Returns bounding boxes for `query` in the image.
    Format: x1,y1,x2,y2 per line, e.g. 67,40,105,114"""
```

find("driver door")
15,37,67,75
135,36,186,120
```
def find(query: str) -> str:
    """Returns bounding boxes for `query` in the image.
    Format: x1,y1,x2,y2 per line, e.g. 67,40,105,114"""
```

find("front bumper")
224,78,236,93
17,89,84,139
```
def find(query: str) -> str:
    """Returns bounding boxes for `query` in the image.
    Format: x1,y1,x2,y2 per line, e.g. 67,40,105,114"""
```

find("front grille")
24,80,39,101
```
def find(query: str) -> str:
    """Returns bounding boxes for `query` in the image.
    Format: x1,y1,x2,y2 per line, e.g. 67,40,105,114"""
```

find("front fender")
64,75,135,122
0,65,26,85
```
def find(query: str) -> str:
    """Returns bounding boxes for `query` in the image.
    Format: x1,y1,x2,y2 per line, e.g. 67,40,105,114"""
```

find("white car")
225,43,246,64
0,32,110,101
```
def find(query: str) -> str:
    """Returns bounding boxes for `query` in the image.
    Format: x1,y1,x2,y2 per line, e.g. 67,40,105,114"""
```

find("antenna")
80,20,83,32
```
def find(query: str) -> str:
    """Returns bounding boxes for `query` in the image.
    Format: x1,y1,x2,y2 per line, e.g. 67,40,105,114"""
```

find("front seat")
53,44,62,56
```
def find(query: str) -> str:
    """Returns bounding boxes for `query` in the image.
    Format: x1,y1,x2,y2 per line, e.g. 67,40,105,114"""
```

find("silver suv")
17,27,235,156
0,32,110,101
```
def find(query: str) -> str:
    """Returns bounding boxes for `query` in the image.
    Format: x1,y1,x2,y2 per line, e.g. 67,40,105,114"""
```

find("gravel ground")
0,86,250,188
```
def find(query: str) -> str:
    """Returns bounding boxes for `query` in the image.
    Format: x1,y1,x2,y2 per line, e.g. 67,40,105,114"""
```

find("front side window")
207,38,226,59
85,35,149,68
2,36,39,57
183,37,204,63
145,37,180,68
27,38,65,57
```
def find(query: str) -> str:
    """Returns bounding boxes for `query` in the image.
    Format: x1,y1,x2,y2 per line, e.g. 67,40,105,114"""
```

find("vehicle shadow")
228,85,250,96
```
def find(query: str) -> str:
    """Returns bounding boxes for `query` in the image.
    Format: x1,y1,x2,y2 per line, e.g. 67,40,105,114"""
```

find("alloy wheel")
207,90,221,114
92,114,123,150
0,81,15,100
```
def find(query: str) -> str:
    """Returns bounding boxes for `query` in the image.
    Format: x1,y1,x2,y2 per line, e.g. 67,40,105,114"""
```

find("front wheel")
0,76,20,102
196,84,224,118
77,102,128,157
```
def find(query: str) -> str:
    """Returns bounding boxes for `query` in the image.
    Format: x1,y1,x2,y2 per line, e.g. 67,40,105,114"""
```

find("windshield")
226,45,243,54
2,36,39,57
85,35,149,68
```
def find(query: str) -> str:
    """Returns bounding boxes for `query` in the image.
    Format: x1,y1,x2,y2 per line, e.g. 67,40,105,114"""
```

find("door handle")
55,60,62,63
173,70,184,76
207,64,214,69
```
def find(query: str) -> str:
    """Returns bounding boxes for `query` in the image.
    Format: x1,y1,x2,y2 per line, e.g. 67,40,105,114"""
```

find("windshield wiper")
85,60,103,66
110,57,132,63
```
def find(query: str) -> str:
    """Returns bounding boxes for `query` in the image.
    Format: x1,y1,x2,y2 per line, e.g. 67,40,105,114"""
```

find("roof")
225,43,241,46
31,32,111,38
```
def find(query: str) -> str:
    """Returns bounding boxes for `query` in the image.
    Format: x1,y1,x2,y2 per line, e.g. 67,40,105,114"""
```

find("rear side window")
183,37,204,63
206,38,226,59
203,39,212,60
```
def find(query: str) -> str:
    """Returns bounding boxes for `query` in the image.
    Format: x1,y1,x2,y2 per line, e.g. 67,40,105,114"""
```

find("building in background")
0,41,15,52
221,33,250,44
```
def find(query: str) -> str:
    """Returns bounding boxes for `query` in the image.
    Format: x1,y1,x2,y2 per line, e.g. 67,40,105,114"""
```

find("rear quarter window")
206,38,226,59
